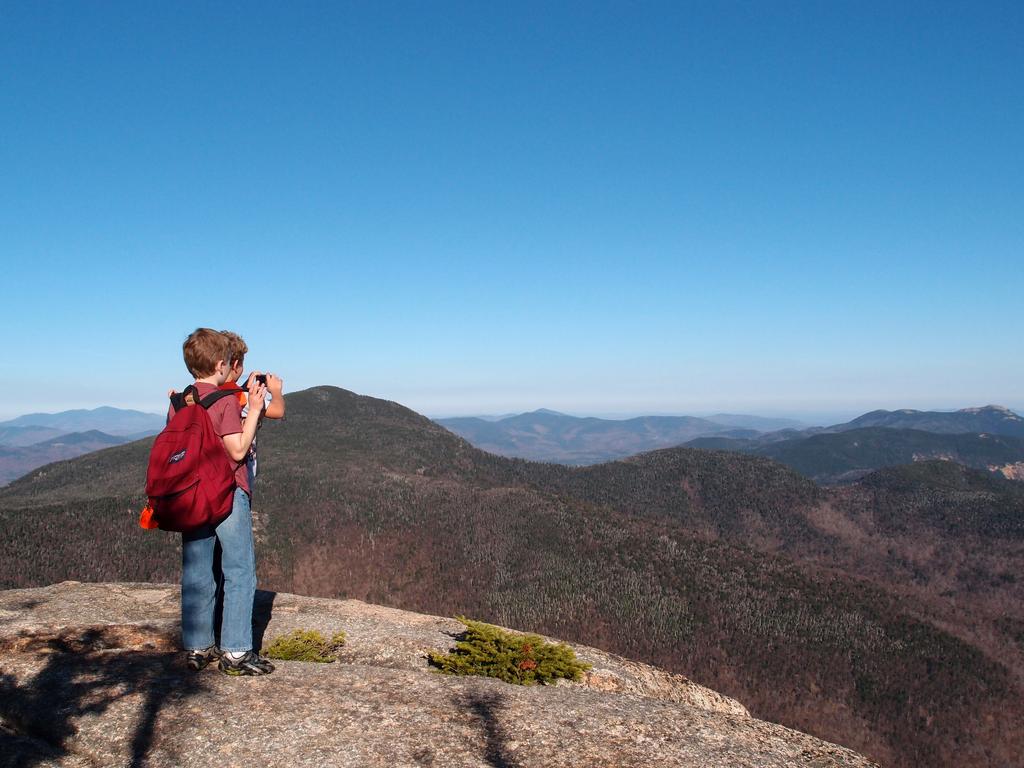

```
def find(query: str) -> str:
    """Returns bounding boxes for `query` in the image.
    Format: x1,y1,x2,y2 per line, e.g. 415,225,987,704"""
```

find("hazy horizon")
2,392,1022,431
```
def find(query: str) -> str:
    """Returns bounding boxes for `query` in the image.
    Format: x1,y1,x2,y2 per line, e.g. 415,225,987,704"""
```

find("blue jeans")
180,488,256,653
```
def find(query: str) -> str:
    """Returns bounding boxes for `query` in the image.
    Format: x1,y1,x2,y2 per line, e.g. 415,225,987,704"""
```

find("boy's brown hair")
220,331,249,367
183,328,230,378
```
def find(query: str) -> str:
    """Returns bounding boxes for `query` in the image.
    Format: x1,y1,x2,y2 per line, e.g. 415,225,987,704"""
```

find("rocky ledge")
0,582,876,767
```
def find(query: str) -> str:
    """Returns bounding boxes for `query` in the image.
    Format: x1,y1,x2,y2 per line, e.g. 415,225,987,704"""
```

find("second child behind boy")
218,330,285,494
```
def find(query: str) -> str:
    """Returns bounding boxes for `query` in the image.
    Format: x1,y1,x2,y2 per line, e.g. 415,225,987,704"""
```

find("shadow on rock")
455,689,523,768
0,625,206,768
252,589,276,652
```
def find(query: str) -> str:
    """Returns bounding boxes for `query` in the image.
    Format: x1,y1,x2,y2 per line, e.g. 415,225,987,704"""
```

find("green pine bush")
427,616,591,685
265,629,347,663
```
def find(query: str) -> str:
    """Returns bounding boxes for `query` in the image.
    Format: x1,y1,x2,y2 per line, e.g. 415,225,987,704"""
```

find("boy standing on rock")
175,327,275,676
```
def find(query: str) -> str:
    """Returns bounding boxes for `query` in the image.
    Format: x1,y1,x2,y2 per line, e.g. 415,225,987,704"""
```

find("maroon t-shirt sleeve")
206,398,243,437
188,383,242,437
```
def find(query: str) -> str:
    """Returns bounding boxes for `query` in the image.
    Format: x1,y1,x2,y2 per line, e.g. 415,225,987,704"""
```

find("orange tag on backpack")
139,503,159,530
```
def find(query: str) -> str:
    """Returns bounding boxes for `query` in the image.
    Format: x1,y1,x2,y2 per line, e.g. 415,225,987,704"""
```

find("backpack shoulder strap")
169,385,237,414
169,385,201,414
198,389,241,410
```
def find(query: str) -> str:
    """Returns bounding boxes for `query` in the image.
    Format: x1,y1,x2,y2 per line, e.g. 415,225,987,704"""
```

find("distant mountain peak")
0,406,164,437
959,405,1020,418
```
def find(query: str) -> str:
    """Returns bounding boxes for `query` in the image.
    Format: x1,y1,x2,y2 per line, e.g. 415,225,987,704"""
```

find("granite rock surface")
0,582,878,768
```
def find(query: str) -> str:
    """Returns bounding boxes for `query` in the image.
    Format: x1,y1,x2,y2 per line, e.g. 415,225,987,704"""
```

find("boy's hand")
263,373,286,419
246,374,268,415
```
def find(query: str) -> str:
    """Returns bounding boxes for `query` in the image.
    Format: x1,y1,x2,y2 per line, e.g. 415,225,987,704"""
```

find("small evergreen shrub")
265,629,347,663
427,616,591,685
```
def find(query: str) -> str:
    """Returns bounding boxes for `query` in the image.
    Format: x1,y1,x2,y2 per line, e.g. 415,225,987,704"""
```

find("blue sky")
1,1,1021,423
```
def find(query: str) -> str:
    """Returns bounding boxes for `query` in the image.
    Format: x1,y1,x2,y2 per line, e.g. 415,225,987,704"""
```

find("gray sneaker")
218,650,275,676
185,645,222,671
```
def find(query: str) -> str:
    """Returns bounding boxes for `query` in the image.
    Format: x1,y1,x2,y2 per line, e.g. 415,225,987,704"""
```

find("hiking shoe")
218,650,275,676
185,645,222,672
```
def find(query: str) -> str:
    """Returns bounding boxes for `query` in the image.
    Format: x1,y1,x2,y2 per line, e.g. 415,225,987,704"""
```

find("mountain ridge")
829,404,1024,437
438,404,1024,466
0,430,132,486
687,427,1024,484
436,410,754,464
0,406,164,438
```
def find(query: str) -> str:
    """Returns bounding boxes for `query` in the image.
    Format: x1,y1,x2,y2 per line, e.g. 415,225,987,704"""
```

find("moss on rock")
265,629,347,662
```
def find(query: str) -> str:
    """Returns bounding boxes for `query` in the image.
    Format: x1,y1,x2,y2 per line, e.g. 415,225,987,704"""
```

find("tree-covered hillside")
688,427,1024,483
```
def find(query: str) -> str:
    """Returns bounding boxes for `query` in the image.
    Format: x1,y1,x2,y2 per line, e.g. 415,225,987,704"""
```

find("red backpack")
142,385,239,532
